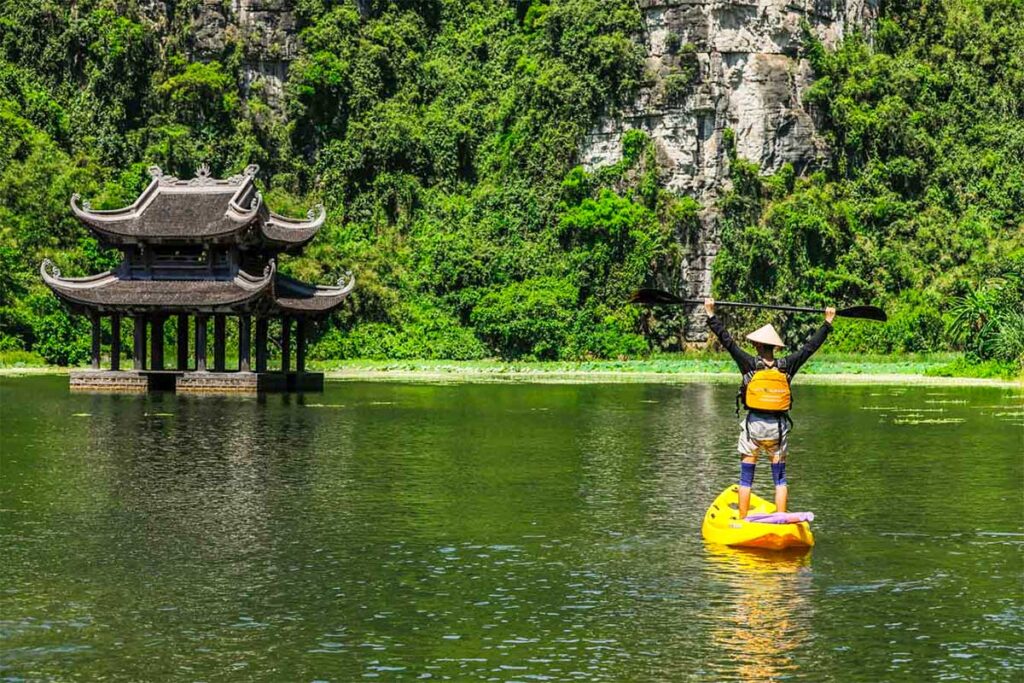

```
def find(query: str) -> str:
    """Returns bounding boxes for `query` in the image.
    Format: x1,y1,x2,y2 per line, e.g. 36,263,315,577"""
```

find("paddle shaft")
628,288,887,321
674,299,830,315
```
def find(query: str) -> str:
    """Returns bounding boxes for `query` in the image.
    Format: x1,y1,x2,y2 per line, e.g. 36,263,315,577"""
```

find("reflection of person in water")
705,546,814,680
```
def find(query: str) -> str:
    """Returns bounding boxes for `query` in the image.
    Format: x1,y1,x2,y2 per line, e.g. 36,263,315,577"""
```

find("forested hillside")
715,0,1024,370
1,0,1021,370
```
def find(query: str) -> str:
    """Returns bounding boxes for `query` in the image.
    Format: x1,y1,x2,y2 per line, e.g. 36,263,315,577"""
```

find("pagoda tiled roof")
41,259,275,314
71,164,325,249
41,259,354,318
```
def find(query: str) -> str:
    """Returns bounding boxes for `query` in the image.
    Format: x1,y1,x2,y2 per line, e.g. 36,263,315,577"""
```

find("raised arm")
782,307,836,376
705,299,757,373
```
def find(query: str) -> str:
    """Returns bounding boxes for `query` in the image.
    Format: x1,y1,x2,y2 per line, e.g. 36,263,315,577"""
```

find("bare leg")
772,453,787,512
738,454,757,518
774,485,788,513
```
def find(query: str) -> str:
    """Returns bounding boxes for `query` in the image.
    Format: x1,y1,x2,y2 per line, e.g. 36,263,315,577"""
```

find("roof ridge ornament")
154,166,181,186
336,270,354,288
251,192,262,211
227,164,261,185
308,203,324,221
71,193,92,211
149,163,181,185
190,163,214,186
41,258,61,278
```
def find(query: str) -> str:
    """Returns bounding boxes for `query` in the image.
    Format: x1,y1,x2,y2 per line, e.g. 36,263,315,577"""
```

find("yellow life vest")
743,367,792,413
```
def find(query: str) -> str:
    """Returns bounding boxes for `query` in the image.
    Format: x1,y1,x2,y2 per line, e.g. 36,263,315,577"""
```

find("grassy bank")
313,354,1021,386
3,350,1020,386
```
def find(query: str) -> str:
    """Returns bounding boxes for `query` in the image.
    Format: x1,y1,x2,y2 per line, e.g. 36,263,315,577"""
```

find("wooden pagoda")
41,164,354,393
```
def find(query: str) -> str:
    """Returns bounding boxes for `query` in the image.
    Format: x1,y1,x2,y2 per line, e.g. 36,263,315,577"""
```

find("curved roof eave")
70,176,159,227
40,258,276,312
272,271,355,315
260,204,326,247
40,259,119,290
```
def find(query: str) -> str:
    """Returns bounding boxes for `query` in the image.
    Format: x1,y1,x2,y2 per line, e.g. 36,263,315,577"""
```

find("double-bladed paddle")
628,288,887,322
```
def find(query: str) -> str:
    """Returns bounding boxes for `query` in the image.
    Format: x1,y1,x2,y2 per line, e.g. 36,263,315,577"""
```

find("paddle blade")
628,288,688,306
837,305,887,322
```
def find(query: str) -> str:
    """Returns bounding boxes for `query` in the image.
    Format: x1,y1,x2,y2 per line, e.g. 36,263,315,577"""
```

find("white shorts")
737,412,790,460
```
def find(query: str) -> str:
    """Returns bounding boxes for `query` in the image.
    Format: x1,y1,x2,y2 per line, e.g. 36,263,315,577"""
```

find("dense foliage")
0,0,1020,369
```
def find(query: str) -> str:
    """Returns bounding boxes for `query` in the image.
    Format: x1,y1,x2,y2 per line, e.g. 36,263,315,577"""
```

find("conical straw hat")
745,324,785,348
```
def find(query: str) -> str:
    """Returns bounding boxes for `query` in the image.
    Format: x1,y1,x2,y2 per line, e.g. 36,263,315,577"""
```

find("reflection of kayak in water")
702,485,814,550
703,542,814,681
704,542,811,574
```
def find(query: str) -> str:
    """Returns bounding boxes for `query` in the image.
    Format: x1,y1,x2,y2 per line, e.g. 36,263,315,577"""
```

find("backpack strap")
777,358,794,410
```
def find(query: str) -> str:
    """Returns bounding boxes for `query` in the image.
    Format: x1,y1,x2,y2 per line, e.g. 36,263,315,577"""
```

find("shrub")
471,277,578,359
664,32,682,55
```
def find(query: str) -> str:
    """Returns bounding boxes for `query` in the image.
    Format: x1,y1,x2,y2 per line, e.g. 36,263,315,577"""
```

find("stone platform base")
70,370,149,392
69,370,323,394
176,371,323,393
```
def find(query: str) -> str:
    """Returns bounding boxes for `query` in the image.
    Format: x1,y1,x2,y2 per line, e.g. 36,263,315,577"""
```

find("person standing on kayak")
704,298,837,518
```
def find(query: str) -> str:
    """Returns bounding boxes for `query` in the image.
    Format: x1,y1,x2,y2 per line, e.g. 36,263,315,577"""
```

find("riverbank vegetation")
3,348,1018,382
1,0,1021,373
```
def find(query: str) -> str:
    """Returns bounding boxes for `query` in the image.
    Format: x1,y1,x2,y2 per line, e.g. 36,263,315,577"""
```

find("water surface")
1,376,1021,681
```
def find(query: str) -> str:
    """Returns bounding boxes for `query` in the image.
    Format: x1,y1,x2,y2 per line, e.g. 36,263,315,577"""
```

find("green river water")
1,375,1021,681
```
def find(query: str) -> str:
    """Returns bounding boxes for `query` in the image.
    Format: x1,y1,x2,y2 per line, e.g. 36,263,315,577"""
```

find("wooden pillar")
90,312,101,370
195,315,208,372
238,315,251,372
296,318,307,373
150,315,165,371
176,314,189,370
255,318,268,372
213,314,226,372
110,314,121,371
133,316,146,370
281,316,291,373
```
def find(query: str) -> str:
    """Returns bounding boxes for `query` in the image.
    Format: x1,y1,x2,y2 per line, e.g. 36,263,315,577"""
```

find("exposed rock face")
186,0,298,109
581,0,876,332
231,0,298,107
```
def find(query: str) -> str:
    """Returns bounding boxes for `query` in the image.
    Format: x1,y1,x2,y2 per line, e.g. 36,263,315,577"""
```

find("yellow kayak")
701,485,814,550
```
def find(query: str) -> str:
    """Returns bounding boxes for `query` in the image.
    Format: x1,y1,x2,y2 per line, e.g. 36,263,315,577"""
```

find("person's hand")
825,306,836,324
704,298,715,317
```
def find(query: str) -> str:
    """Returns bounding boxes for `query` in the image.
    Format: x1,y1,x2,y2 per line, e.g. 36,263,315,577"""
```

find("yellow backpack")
743,366,792,413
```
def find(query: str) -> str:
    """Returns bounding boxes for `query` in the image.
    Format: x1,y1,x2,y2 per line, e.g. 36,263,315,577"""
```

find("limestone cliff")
581,0,876,317
140,0,299,109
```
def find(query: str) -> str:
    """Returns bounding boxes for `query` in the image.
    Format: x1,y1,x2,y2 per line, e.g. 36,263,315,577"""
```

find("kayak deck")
701,485,814,550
